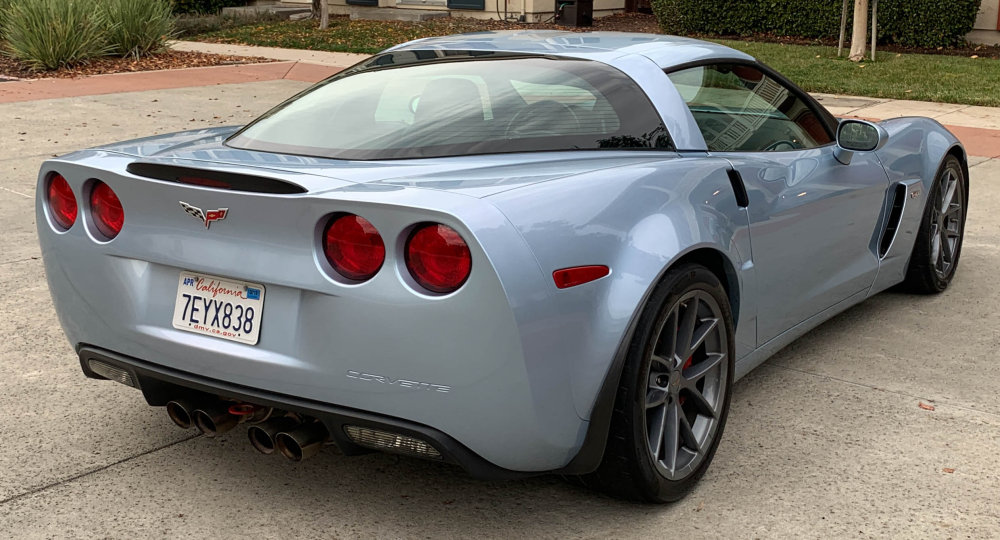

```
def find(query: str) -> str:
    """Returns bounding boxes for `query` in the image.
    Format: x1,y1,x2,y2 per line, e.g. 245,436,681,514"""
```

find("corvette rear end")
36,145,607,475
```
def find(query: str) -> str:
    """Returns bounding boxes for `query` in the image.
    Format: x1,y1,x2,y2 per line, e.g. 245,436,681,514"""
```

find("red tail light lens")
90,181,124,239
323,214,385,281
47,174,78,230
405,224,471,294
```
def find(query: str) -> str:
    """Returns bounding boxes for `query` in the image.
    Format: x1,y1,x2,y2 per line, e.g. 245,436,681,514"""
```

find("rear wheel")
582,263,735,503
902,155,967,293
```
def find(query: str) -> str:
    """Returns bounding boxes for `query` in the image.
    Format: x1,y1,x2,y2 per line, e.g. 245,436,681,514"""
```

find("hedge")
877,0,982,47
172,0,247,15
651,0,982,48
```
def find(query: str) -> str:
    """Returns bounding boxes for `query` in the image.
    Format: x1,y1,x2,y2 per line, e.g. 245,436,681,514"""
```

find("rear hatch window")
227,53,673,160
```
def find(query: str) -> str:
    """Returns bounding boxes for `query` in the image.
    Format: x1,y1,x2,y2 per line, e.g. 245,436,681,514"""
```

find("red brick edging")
0,61,342,104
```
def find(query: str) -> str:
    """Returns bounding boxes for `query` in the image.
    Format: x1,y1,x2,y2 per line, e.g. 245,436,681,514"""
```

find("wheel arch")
668,247,740,327
555,245,741,475
946,144,970,202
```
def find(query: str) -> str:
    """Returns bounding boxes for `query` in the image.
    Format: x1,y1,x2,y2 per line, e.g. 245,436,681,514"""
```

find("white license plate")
171,271,265,345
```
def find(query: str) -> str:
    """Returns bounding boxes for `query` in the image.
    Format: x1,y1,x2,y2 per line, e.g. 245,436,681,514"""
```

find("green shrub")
2,0,109,71
651,0,982,48
172,0,247,15
877,0,981,48
651,0,844,39
98,0,176,59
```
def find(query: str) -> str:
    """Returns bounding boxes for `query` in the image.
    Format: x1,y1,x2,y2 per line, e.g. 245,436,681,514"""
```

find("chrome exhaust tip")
166,400,196,429
275,421,329,462
192,403,240,437
247,416,299,455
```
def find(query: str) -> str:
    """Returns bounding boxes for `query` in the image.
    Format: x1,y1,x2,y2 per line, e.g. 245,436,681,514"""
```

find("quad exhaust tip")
247,416,300,455
274,421,329,462
166,400,196,429
192,403,240,437
165,400,332,461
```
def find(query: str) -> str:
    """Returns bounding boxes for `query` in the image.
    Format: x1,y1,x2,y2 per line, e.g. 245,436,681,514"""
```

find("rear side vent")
879,183,907,258
126,163,307,194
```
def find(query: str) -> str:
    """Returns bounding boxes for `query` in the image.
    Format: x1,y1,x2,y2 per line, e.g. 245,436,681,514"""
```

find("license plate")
171,271,265,345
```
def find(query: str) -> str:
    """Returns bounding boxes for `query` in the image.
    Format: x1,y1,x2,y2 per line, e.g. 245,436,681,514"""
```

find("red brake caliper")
679,356,693,405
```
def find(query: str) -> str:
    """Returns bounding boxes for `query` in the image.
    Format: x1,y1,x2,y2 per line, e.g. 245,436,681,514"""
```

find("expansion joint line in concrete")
0,186,32,199
766,363,1000,420
0,257,40,267
0,434,199,508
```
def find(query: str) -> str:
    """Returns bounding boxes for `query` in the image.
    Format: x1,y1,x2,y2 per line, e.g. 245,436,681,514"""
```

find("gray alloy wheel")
581,263,734,503
929,166,965,280
903,155,967,294
643,290,729,481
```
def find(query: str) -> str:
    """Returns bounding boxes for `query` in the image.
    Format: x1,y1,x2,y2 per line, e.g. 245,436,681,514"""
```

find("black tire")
902,155,968,293
580,263,735,503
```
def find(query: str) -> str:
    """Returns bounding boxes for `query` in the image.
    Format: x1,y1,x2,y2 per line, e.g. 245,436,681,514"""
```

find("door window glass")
667,64,833,152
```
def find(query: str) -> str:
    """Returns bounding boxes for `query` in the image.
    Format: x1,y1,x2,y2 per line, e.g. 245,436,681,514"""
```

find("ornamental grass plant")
97,0,176,59
1,0,109,70
1,0,176,71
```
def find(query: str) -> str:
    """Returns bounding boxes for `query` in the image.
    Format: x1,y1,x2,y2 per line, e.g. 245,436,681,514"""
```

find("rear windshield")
226,53,673,160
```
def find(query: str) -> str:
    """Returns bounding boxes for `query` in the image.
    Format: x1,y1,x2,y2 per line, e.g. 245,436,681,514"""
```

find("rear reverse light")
553,265,610,289
344,425,442,460
47,173,77,230
323,214,385,281
405,223,471,294
90,181,124,239
87,359,136,387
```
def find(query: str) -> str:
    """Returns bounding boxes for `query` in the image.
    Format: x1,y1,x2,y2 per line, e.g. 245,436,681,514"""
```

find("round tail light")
90,181,124,239
47,173,78,230
405,223,471,294
323,214,385,281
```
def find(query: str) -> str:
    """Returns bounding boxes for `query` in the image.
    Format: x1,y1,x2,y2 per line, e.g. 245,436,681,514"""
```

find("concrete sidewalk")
169,40,369,67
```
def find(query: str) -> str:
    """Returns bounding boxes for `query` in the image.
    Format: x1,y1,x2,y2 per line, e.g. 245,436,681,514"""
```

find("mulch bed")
0,50,274,81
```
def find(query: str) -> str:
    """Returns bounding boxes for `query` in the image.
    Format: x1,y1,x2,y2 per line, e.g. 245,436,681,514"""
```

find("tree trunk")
848,0,868,62
311,0,329,30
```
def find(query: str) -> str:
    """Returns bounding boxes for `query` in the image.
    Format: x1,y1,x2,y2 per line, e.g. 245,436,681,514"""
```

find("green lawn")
193,18,505,56
193,19,1000,106
719,39,1000,106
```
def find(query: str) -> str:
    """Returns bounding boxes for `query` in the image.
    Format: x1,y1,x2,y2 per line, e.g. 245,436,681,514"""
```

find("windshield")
227,53,673,160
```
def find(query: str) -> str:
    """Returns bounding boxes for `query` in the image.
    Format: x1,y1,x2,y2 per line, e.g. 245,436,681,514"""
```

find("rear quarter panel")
487,155,754,419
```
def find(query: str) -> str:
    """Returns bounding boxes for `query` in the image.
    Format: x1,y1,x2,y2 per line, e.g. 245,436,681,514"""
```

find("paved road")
1,81,998,539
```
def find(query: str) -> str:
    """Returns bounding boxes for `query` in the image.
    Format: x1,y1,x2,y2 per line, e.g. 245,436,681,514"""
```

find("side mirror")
834,119,889,165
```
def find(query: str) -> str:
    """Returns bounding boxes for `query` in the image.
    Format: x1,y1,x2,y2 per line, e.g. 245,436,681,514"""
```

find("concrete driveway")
1,75,998,539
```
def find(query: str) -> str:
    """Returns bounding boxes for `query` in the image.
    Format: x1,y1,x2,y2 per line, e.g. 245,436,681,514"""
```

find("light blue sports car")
36,31,968,502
